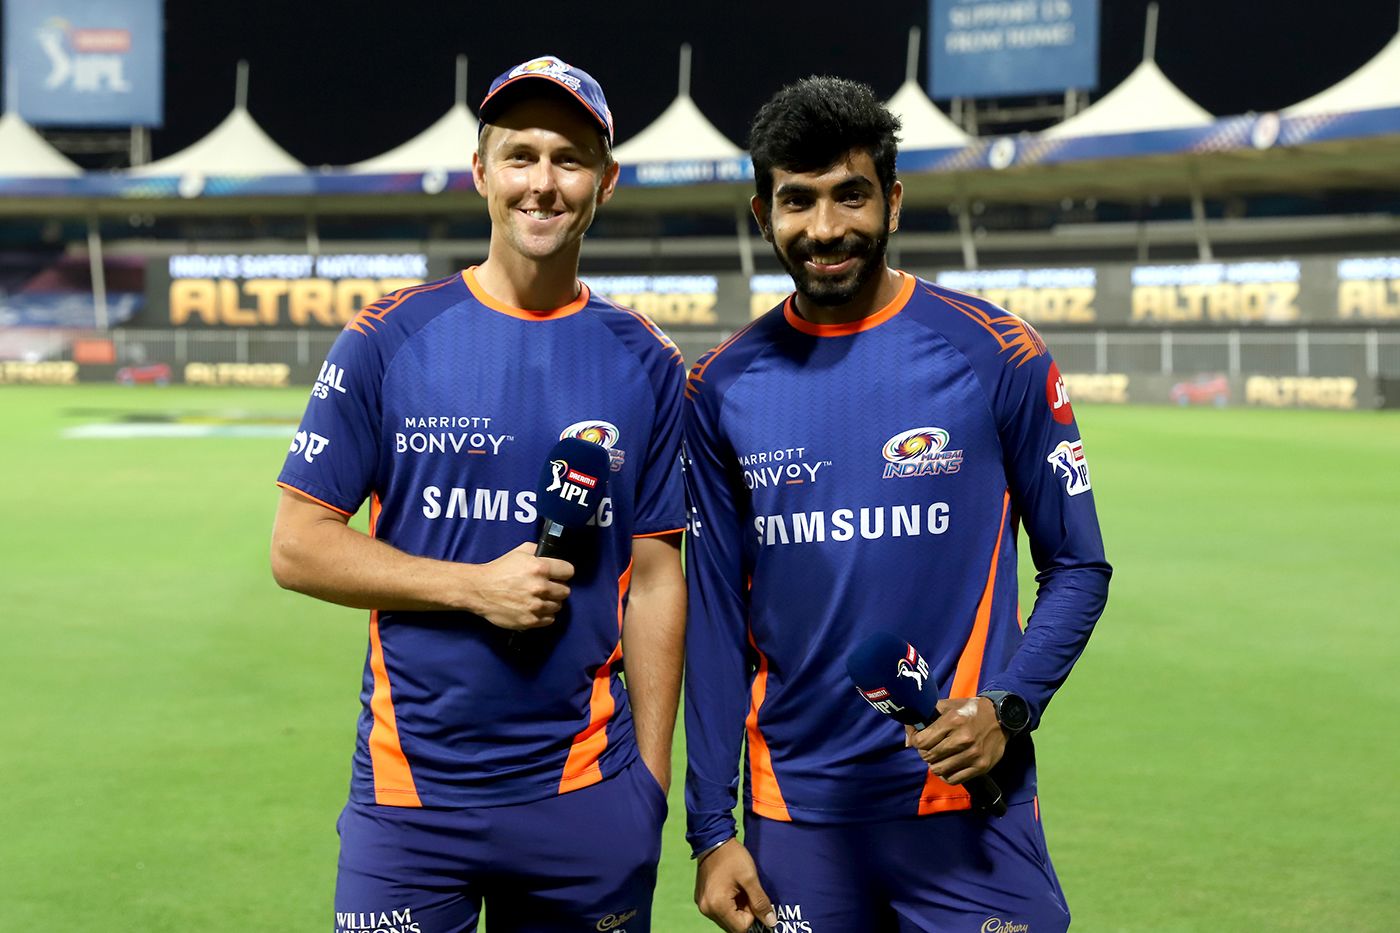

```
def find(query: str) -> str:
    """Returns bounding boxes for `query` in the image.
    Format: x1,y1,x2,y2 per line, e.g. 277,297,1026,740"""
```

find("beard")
772,225,890,307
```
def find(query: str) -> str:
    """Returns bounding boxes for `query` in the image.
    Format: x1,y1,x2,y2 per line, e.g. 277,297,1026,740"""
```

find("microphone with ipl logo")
534,437,609,559
846,631,1007,817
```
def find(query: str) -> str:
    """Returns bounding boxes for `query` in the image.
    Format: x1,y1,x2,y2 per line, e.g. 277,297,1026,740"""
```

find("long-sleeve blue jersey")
277,269,686,810
682,273,1111,855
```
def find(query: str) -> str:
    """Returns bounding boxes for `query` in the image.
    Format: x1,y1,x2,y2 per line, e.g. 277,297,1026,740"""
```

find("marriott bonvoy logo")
738,445,830,490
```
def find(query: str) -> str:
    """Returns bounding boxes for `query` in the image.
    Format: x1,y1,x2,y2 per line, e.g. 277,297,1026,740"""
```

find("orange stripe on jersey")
685,318,763,400
917,489,1011,816
927,286,1047,368
364,492,421,805
782,272,913,337
559,560,633,793
345,277,457,335
597,295,685,365
463,266,590,321
276,481,353,517
951,490,1011,698
367,609,423,806
746,630,792,821
633,528,685,540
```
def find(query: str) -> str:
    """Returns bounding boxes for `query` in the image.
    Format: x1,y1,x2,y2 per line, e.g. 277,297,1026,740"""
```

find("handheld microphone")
534,437,609,559
845,631,1007,817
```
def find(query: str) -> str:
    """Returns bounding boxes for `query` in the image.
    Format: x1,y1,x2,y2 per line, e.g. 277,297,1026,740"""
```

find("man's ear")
471,149,488,198
887,180,903,234
596,159,621,207
751,195,772,242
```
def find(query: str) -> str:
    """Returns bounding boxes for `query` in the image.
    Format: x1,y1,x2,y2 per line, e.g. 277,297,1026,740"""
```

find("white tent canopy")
613,94,740,162
886,79,969,149
350,102,478,173
1041,60,1213,140
0,112,82,177
612,44,740,163
351,56,478,173
131,106,302,177
130,63,301,177
1284,32,1400,116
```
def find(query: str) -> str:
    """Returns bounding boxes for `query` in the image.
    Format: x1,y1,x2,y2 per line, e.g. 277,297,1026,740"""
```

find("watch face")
999,695,1031,732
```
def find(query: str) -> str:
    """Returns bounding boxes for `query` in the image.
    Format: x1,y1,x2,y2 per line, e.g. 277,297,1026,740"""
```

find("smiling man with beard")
682,77,1111,933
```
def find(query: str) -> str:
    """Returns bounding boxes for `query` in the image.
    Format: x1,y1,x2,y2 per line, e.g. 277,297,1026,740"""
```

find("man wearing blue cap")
271,55,686,933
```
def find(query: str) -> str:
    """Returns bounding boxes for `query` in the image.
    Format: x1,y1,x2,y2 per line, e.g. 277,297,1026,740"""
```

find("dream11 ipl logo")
881,427,964,479
546,457,599,507
560,420,625,471
36,17,133,93
897,642,929,691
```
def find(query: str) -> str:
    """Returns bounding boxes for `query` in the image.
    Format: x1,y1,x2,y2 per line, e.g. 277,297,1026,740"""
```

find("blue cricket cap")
479,56,614,143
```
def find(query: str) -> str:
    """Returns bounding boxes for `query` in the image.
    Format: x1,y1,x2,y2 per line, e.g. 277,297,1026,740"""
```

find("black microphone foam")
535,437,609,558
846,631,1007,816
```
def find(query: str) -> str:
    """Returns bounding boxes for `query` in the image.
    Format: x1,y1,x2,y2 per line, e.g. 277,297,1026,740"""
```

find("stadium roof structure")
129,62,302,180
1,31,1399,217
129,106,302,178
348,101,478,174
1283,31,1400,116
886,80,970,150
611,45,741,164
1039,60,1213,140
0,112,82,178
349,57,479,174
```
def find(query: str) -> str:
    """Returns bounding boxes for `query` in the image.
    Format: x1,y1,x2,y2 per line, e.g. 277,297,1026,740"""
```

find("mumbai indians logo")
561,420,625,472
897,643,929,691
510,56,583,91
881,427,964,479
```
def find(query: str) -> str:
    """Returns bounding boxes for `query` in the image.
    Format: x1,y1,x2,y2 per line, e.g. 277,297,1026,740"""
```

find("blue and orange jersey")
277,268,686,809
682,272,1111,854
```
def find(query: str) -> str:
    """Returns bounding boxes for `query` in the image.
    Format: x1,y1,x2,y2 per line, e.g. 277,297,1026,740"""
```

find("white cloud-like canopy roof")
1042,61,1214,140
0,112,82,177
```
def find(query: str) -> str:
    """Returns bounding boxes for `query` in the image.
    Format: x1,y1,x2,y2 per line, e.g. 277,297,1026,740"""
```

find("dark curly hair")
749,76,901,203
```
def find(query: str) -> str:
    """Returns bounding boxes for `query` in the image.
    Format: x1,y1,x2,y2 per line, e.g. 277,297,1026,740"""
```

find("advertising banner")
142,253,428,328
1060,372,1383,410
929,0,1098,98
3,0,163,126
934,266,1099,324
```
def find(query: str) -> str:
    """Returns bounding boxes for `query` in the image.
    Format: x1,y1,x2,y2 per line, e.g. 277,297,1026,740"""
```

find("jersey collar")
462,266,591,321
782,271,914,337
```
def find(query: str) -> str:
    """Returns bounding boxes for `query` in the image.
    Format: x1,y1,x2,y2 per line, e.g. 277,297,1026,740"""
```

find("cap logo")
509,56,582,91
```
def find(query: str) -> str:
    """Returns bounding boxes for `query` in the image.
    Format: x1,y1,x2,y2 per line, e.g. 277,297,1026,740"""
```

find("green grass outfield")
2,385,1397,931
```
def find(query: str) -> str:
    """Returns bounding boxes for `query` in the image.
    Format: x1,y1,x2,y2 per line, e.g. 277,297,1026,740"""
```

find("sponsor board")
1336,256,1400,321
937,267,1097,325
587,275,721,327
147,254,428,328
1244,376,1359,410
1130,261,1301,325
0,360,79,384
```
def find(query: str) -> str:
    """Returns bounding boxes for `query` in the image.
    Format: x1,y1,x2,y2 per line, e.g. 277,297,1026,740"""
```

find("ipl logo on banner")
5,0,163,125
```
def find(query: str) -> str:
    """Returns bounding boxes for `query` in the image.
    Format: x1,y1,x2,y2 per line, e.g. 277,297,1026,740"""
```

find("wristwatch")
980,690,1031,735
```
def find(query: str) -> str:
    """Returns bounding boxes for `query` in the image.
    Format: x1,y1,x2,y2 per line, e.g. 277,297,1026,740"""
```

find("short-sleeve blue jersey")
683,273,1111,854
277,268,686,809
